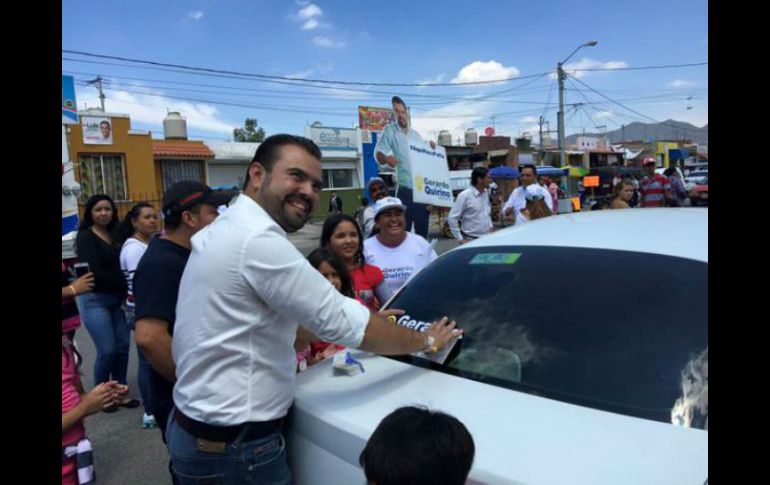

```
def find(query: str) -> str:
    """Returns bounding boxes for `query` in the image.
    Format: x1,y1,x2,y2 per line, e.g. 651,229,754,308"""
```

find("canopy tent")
536,165,569,178
560,166,590,178
489,165,520,179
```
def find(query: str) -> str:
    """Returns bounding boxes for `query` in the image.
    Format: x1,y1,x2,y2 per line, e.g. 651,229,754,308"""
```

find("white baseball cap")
373,196,407,218
524,184,546,201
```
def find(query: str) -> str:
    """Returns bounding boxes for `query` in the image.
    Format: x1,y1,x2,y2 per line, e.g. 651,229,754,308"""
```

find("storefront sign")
308,126,357,150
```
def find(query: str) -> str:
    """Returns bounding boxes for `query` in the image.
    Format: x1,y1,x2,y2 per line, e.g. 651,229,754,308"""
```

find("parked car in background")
288,209,708,485
689,177,708,206
684,170,709,192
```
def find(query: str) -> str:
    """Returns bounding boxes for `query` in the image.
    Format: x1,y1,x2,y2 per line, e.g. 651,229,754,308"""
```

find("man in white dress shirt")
447,167,494,244
502,164,553,222
166,134,460,483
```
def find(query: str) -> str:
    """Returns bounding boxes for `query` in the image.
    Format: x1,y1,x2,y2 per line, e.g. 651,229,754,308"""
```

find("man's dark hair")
471,167,490,186
359,406,475,485
242,134,322,190
163,203,203,231
520,164,538,177
663,167,676,177
391,96,406,108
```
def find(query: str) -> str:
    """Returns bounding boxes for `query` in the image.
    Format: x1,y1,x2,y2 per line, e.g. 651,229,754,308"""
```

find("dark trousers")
396,186,430,239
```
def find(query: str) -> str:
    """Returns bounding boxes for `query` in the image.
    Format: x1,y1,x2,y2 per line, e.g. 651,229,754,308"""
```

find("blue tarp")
489,166,519,179
536,165,569,177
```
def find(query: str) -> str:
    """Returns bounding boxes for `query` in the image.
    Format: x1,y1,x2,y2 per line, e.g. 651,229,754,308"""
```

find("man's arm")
135,318,175,383
446,192,466,242
375,126,399,168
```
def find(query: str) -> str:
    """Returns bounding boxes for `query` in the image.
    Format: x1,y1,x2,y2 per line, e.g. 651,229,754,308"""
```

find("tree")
233,118,265,142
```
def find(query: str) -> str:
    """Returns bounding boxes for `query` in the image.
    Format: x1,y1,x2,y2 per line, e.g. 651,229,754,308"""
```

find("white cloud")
669,79,696,89
286,69,315,79
187,11,204,21
451,61,520,85
595,111,614,119
418,74,445,86
312,36,345,48
520,116,539,124
553,58,629,79
302,19,320,30
410,99,500,143
81,85,236,135
297,4,322,20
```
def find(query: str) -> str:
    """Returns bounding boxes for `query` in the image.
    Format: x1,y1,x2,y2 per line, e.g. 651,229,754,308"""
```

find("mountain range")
563,120,708,146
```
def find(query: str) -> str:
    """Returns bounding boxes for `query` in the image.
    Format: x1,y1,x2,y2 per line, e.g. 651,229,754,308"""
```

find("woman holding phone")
75,194,139,412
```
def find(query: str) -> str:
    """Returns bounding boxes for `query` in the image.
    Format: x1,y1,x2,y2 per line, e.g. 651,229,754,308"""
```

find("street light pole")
557,40,597,168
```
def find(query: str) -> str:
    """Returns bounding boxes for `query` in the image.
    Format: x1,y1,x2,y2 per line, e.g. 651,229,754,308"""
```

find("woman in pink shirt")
62,263,128,484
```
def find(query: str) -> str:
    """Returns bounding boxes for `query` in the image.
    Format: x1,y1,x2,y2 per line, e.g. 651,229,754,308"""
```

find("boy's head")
360,406,475,485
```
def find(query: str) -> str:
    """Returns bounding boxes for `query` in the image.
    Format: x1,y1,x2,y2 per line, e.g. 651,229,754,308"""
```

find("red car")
689,177,708,206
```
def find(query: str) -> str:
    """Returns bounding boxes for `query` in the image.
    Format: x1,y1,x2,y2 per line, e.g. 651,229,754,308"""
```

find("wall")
68,115,157,197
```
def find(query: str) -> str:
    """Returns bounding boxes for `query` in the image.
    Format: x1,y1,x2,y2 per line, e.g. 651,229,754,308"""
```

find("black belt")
173,407,282,443
461,231,481,240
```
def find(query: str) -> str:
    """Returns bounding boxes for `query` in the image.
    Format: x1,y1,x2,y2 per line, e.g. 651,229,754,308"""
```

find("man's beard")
257,178,313,233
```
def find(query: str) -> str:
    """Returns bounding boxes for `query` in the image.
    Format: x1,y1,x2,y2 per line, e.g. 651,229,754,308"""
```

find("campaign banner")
358,106,394,132
82,116,113,145
410,144,453,207
62,76,78,125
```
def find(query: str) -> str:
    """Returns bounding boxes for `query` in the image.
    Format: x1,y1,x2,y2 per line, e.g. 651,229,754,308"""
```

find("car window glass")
387,246,708,430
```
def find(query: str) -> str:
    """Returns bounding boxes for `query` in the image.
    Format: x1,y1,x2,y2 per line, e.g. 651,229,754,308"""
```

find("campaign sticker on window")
388,314,461,365
469,253,522,265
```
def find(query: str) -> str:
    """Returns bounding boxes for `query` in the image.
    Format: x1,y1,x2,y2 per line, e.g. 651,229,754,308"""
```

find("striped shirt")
640,174,671,208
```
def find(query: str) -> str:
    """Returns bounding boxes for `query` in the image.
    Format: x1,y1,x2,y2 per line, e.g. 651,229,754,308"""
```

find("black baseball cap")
162,180,236,218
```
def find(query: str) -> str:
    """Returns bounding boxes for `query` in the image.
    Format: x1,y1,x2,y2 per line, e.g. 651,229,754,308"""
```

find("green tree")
233,118,265,142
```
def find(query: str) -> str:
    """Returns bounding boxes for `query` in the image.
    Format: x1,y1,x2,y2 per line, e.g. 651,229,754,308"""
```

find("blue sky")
62,0,708,143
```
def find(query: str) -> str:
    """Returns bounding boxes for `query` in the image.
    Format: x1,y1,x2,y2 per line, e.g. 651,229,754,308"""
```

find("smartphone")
74,262,90,278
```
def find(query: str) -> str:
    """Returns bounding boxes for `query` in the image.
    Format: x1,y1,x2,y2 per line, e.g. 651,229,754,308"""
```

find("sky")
62,0,708,144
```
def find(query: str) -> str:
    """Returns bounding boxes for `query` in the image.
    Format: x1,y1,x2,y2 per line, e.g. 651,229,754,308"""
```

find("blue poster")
62,75,78,124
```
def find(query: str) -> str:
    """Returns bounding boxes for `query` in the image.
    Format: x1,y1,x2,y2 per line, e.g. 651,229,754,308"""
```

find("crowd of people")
62,133,694,483
61,134,468,484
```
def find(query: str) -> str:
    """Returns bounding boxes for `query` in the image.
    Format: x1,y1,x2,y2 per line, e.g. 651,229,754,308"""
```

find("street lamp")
558,40,598,168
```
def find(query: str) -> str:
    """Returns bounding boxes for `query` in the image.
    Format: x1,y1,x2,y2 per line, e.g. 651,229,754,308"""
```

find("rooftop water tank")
465,128,478,146
163,112,188,140
438,130,452,146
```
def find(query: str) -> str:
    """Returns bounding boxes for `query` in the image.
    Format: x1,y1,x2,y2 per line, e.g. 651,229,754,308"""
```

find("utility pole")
557,40,598,168
87,76,106,112
539,116,545,151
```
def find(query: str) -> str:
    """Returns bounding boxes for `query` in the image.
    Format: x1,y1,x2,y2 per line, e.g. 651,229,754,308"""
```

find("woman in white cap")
516,185,554,224
363,197,437,303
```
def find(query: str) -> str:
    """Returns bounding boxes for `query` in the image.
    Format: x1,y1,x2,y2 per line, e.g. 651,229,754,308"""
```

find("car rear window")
387,246,708,430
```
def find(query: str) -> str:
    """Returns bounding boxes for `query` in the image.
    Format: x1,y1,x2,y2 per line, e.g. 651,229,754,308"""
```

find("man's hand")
377,308,405,320
424,317,461,352
385,155,399,168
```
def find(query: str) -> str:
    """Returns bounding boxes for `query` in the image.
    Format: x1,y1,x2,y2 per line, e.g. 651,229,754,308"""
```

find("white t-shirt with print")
363,232,437,303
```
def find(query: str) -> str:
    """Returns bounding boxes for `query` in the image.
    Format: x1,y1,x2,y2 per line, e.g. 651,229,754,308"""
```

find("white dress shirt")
503,184,554,218
172,194,370,425
446,186,493,241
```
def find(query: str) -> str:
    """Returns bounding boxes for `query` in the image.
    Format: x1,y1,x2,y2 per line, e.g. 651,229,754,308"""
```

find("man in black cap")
134,180,234,448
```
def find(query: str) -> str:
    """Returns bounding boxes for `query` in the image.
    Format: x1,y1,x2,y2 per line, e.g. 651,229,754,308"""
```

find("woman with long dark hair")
75,194,139,411
321,213,387,310
117,202,158,428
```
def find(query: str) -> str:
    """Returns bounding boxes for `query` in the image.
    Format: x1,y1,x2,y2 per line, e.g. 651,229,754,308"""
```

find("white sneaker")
142,413,157,429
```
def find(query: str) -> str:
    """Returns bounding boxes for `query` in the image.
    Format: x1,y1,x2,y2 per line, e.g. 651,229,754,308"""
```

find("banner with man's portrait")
82,116,113,145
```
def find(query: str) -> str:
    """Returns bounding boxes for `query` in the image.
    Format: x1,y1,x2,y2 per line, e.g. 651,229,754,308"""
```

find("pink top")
62,334,85,447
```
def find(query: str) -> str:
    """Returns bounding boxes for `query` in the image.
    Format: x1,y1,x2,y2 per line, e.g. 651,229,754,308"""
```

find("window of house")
322,168,360,190
78,154,128,201
161,160,205,190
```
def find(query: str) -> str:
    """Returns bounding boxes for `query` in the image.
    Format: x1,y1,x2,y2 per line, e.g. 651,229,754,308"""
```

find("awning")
561,165,590,177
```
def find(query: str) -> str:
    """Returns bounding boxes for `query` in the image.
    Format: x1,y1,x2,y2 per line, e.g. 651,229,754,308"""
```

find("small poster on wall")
82,116,113,145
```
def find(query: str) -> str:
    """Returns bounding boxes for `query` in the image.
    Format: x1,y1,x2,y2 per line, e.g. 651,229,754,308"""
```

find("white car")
288,209,708,485
684,170,709,192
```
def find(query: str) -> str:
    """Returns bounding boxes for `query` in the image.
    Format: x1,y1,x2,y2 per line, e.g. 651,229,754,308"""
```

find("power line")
63,50,553,87
569,62,707,73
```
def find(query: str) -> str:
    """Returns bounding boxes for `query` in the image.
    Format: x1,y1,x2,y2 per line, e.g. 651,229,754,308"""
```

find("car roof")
458,209,707,262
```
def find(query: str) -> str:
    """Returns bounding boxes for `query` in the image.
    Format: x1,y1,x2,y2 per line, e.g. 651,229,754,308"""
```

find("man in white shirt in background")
503,164,553,223
166,134,460,483
447,167,493,245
